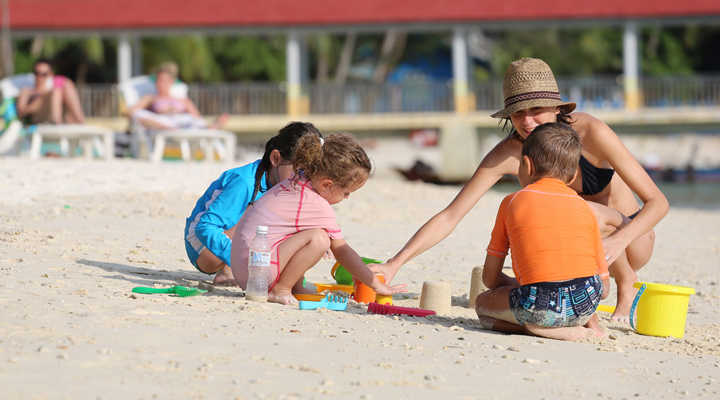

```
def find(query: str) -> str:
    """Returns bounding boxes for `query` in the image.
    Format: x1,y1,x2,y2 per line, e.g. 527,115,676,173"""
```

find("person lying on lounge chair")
128,62,228,131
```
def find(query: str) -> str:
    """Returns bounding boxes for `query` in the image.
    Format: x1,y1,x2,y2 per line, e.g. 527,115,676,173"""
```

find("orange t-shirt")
486,178,609,286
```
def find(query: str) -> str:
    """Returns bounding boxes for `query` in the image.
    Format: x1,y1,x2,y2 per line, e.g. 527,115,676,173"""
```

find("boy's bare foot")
212,265,238,287
585,315,605,338
268,288,298,305
526,324,590,341
476,316,497,330
611,270,638,324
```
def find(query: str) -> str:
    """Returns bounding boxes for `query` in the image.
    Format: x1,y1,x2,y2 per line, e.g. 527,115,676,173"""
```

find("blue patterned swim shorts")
509,275,603,328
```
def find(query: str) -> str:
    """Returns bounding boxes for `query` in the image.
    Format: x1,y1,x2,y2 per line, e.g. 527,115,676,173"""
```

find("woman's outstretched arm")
372,138,522,283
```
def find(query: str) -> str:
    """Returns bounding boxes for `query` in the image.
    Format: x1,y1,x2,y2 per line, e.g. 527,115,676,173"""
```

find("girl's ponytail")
293,135,326,180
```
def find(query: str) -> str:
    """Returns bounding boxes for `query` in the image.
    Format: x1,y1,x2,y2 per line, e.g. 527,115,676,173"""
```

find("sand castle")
467,266,487,309
419,281,451,314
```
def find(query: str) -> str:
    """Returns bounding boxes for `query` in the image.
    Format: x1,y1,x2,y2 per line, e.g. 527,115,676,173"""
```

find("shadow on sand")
75,259,243,298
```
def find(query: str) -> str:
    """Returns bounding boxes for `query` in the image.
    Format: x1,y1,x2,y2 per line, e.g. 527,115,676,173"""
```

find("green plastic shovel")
131,286,207,297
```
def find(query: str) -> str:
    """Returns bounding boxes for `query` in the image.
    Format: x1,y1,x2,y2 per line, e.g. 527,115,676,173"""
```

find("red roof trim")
3,0,720,30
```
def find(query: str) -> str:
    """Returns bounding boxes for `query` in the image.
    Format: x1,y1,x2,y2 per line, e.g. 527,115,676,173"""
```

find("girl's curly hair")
293,132,372,189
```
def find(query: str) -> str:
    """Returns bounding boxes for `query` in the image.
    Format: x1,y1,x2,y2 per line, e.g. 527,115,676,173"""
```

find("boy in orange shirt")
475,122,613,341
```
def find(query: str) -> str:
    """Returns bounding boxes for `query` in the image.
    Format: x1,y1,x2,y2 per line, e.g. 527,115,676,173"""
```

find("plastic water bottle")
246,225,271,302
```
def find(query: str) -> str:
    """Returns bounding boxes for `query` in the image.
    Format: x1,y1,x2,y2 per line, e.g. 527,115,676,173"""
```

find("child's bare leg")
269,229,330,305
584,314,604,338
588,202,631,237
291,276,315,295
479,314,595,341
196,251,237,286
525,324,591,341
477,315,531,335
476,287,597,341
475,286,523,326
525,314,603,341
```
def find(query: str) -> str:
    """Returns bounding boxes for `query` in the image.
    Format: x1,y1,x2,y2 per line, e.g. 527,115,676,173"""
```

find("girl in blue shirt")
184,122,322,285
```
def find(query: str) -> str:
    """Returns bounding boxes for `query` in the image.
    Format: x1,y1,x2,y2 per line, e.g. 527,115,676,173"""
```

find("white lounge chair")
0,73,114,160
118,75,236,163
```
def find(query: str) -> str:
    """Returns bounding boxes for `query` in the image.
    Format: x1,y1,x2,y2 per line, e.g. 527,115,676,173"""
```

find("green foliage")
403,33,449,58
8,26,720,84
12,40,35,74
488,28,623,77
11,36,108,83
143,36,221,82
207,36,285,82
642,27,695,76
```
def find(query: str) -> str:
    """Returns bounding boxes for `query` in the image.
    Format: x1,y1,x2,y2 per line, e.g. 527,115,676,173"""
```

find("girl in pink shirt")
231,132,407,305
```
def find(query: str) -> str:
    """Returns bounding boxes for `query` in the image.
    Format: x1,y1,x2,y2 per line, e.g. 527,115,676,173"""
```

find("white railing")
72,75,720,117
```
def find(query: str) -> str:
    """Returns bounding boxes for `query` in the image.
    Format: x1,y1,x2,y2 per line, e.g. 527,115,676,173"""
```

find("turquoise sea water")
656,182,720,211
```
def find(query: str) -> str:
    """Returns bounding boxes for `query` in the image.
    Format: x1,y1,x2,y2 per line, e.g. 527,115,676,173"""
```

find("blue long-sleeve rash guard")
185,160,269,266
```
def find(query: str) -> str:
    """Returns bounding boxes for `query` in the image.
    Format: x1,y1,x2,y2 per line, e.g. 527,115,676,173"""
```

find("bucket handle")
629,284,647,331
331,262,339,280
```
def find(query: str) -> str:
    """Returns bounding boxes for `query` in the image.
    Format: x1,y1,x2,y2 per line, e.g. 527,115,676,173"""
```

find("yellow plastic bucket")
375,294,393,305
632,281,695,338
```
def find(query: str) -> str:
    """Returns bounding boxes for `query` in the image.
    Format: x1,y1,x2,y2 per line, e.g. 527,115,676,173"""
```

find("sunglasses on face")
34,72,50,77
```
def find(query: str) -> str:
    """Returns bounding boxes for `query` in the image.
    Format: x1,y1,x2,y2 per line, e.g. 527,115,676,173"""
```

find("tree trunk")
31,35,44,57
334,32,357,85
315,35,330,84
373,30,406,84
1,0,14,78
76,60,88,85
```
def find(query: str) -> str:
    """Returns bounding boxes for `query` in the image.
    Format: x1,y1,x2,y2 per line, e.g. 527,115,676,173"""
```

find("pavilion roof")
3,0,720,33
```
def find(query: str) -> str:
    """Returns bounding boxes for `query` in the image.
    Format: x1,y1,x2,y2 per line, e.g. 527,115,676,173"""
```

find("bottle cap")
256,225,268,234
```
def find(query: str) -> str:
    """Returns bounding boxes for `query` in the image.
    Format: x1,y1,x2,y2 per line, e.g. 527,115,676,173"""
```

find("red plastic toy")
367,302,436,317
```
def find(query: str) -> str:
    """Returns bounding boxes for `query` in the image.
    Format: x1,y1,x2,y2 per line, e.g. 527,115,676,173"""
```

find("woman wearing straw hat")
374,58,668,324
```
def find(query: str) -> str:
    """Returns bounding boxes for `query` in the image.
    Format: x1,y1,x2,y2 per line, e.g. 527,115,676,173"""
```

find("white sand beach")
1,139,719,399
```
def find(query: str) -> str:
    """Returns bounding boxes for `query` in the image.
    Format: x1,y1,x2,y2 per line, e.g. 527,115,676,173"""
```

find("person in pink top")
231,132,407,305
128,62,228,130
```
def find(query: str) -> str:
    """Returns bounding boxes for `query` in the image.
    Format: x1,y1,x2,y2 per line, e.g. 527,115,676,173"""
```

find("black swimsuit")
513,133,616,196
578,155,615,196
577,155,642,219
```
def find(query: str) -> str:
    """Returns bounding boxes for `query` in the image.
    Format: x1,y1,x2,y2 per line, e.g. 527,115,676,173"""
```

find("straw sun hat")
491,58,576,119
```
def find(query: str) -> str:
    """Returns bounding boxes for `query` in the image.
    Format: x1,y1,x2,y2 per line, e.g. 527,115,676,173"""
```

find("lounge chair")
118,75,236,163
0,73,114,160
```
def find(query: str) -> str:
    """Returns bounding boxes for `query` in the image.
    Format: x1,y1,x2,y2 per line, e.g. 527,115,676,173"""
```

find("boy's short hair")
521,122,582,183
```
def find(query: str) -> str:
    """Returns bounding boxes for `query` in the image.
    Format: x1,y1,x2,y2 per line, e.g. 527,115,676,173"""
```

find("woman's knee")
626,229,655,271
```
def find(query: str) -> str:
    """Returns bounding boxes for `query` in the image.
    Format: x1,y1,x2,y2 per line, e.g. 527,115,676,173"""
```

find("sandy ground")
1,139,720,399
